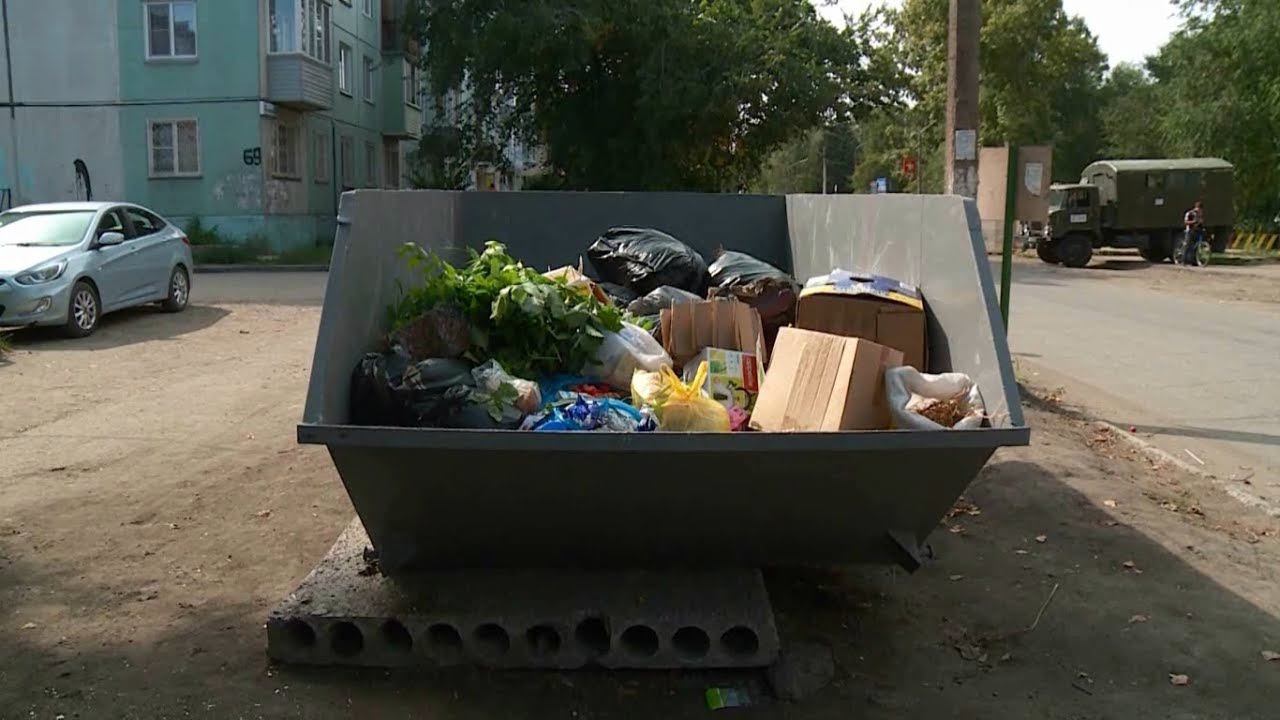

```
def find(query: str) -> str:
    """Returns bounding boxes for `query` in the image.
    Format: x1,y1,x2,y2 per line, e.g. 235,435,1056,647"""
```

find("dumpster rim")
297,422,1030,452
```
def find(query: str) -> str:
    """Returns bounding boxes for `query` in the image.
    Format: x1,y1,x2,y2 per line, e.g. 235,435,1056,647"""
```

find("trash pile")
351,228,985,433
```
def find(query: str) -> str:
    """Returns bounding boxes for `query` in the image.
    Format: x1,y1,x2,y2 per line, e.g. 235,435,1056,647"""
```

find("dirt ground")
1009,251,1280,306
2,292,1279,719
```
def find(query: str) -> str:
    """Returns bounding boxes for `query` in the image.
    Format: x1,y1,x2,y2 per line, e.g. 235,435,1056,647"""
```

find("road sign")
902,155,918,178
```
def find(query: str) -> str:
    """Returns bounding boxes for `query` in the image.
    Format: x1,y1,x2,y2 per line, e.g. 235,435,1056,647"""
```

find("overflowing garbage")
350,228,986,433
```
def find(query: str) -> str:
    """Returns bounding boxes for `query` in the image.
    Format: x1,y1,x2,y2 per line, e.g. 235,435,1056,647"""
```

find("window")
403,59,421,108
125,208,166,236
272,121,302,178
1146,173,1166,191
97,210,128,239
148,119,200,177
363,56,376,103
269,0,329,64
383,143,401,188
339,135,354,188
338,43,353,95
313,130,330,184
146,1,197,60
362,0,373,17
364,141,377,186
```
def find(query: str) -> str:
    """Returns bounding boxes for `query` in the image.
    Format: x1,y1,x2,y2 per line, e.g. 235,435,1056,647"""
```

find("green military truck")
1038,158,1234,267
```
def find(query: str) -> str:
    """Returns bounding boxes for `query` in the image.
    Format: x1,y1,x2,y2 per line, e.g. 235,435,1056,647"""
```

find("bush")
184,217,224,246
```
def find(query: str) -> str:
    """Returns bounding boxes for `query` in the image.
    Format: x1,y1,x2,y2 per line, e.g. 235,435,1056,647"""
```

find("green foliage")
390,241,624,378
409,0,881,191
184,217,224,246
1098,64,1165,159
0,330,12,358
753,123,862,194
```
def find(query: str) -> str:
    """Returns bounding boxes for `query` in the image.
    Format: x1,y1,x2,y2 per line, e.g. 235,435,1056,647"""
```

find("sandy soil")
1,296,1278,719
1008,252,1280,306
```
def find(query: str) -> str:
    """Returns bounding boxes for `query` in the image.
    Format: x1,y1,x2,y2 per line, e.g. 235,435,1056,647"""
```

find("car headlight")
14,259,68,286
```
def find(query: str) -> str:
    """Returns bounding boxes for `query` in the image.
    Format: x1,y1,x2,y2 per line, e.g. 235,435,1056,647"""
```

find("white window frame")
338,43,353,95
268,0,330,64
339,135,355,188
145,1,198,61
361,0,373,18
363,55,376,104
147,118,201,178
403,59,421,109
313,130,330,184
364,141,377,187
272,120,302,179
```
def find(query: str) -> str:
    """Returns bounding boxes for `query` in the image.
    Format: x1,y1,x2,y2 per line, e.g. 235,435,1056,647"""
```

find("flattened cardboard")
750,327,903,432
661,298,767,375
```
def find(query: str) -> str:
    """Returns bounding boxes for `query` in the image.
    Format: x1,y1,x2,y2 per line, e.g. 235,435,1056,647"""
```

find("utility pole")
945,0,980,198
821,131,828,195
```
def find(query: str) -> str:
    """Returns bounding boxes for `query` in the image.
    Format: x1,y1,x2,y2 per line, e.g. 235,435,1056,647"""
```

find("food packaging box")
750,327,903,432
796,270,926,370
682,348,760,418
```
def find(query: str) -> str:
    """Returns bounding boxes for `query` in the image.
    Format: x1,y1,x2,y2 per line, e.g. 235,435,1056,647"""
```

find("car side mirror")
97,231,125,247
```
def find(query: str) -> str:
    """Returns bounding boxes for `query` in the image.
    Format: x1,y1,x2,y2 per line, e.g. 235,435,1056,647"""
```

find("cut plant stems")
388,241,626,378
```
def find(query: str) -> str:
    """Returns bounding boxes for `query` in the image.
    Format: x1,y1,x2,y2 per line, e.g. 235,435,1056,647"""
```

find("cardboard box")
661,298,767,370
750,327,903,432
682,347,760,416
796,271,927,370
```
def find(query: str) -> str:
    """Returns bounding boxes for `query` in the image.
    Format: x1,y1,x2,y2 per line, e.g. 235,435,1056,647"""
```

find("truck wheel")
1139,240,1170,263
1036,241,1060,264
1058,235,1093,268
1209,227,1230,254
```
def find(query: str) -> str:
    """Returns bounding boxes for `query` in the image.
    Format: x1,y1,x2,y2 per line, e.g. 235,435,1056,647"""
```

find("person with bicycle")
1178,200,1207,266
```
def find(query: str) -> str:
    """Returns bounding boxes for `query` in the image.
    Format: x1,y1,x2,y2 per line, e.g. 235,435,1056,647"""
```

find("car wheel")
1036,240,1060,264
161,266,190,313
63,281,100,338
1058,235,1093,268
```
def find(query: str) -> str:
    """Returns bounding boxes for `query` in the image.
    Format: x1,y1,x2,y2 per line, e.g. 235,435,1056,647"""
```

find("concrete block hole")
575,617,610,658
525,625,562,658
720,626,760,657
380,620,413,654
426,623,463,661
281,619,317,651
330,621,364,657
672,626,711,659
473,623,511,659
620,625,660,658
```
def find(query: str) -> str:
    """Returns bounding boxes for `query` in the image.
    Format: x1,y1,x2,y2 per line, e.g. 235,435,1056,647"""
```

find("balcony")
267,53,334,111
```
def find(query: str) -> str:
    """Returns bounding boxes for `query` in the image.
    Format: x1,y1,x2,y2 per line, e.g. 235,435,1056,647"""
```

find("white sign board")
1070,213,1088,224
955,130,977,161
1024,162,1044,196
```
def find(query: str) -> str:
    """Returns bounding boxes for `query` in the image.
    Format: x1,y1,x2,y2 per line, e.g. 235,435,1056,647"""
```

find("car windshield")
0,210,96,247
1048,190,1066,209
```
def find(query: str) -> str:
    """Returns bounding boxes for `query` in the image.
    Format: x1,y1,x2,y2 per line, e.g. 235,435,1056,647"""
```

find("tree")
409,0,880,191
753,123,861,194
1098,64,1164,159
1149,0,1280,223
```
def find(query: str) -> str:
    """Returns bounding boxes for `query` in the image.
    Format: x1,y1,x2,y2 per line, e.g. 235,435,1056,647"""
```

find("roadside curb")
1019,381,1279,517
194,265,328,274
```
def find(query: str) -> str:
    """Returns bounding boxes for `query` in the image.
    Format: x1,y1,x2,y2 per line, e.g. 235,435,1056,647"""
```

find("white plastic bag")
584,322,672,389
885,366,986,431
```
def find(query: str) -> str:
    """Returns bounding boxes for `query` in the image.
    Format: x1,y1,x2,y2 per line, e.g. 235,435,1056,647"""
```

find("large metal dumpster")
299,191,1029,573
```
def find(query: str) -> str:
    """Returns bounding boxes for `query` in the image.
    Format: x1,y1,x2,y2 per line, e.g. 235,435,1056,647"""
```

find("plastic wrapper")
390,304,471,360
640,364,731,432
587,227,710,296
884,366,986,430
583,322,672,389
522,395,657,432
626,286,703,316
471,359,542,416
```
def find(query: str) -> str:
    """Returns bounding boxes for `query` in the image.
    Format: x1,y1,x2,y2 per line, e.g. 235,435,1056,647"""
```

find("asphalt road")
1006,257,1280,513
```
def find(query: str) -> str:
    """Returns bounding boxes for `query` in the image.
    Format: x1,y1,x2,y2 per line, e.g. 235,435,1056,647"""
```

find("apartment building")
0,0,422,249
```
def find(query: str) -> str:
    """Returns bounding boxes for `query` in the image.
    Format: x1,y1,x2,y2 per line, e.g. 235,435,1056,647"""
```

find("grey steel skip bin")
299,190,1029,573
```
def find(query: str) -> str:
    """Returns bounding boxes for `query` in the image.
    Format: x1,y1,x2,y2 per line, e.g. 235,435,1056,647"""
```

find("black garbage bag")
587,227,709,297
626,285,703,316
349,352,414,426
599,282,639,308
350,353,525,430
706,251,799,354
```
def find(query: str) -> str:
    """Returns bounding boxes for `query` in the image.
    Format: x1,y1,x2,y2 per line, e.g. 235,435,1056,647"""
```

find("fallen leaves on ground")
1104,499,1118,508
1122,561,1143,574
947,498,982,519
1035,535,1048,543
1169,674,1191,686
1262,650,1280,662
1129,614,1149,624
949,575,965,581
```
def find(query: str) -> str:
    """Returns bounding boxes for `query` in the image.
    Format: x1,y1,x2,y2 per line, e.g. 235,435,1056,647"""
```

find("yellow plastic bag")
641,363,731,432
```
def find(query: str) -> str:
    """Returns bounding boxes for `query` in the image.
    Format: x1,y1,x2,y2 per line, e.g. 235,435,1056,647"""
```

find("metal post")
1000,144,1017,328
945,0,980,198
821,131,828,195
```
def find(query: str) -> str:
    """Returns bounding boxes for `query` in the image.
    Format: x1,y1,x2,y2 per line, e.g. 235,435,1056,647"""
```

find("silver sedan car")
0,202,193,337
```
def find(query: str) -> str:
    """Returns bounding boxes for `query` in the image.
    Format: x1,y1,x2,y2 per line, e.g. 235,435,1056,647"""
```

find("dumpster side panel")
784,195,1024,428
328,444,996,571
457,192,792,274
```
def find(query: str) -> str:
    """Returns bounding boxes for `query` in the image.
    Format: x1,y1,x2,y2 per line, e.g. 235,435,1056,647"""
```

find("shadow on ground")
6,305,229,352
